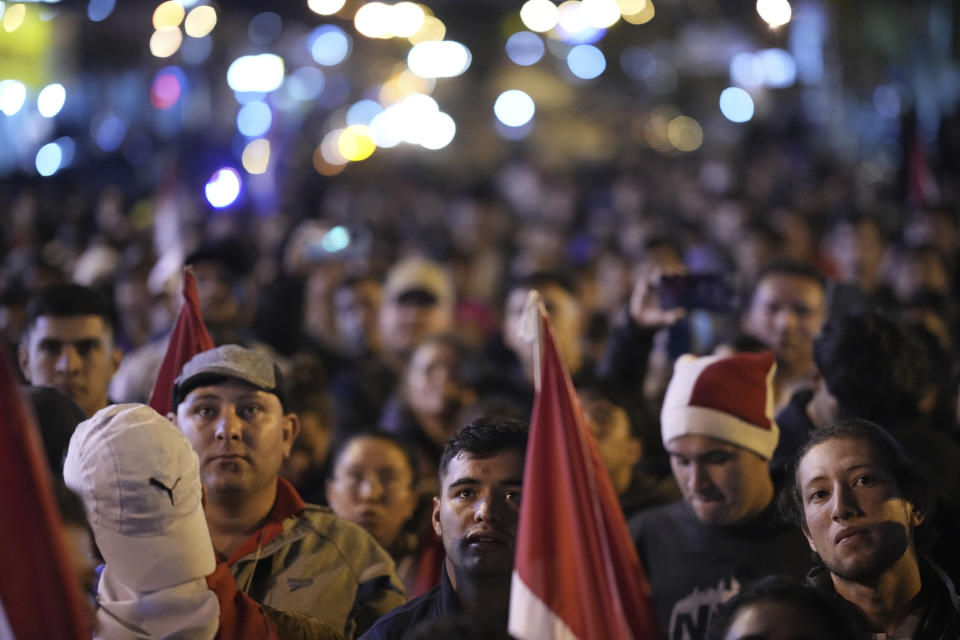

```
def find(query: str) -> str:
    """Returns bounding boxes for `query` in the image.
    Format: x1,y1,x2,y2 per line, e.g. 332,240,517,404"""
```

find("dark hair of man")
707,574,861,640
326,431,421,490
780,418,934,547
438,415,529,483
25,283,115,333
745,260,826,308
812,311,931,423
507,270,576,297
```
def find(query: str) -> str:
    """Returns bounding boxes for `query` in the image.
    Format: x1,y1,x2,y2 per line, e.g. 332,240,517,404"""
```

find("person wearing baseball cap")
171,344,405,639
628,352,810,640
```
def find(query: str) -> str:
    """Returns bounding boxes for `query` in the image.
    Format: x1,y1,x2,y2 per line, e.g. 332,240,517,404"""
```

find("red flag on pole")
508,298,660,640
0,345,88,639
149,266,215,415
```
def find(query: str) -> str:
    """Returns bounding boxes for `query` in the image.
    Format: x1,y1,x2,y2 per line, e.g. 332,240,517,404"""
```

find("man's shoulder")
280,504,397,572
628,499,689,538
359,586,442,640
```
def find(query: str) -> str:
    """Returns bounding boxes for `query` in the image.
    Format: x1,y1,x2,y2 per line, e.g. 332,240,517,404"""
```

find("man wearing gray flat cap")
171,344,405,639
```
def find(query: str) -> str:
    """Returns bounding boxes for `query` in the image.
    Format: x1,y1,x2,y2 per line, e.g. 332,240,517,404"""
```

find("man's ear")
432,496,442,537
17,343,31,383
281,413,301,458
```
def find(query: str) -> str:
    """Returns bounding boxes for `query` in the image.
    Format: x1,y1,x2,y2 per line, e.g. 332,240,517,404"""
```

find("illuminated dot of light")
35,142,62,176
354,2,392,39
227,54,285,93
184,5,216,37
520,0,559,33
0,80,27,116
94,114,126,151
622,0,654,24
153,1,185,30
308,0,346,16
205,167,242,208
338,125,376,161
322,226,351,252
407,40,471,78
419,111,456,150
582,0,620,28
409,15,445,44
236,100,272,137
150,26,184,58
309,25,352,66
667,115,703,151
506,31,545,66
756,0,791,28
321,129,348,165
719,87,754,123
756,48,796,87
567,44,606,79
616,0,646,14
150,68,183,109
87,0,115,22
287,67,325,101
494,90,535,127
242,138,271,174
313,145,347,176
3,3,25,32
390,2,425,38
37,83,66,118
347,100,383,126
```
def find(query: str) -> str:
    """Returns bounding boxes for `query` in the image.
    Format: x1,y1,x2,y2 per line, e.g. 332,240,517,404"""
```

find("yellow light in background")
185,5,217,37
242,139,271,174
307,0,346,16
2,3,25,32
338,125,376,161
379,70,434,105
645,104,678,152
150,27,183,58
616,0,646,14
582,0,620,28
153,1,185,30
667,115,703,151
390,2,426,38
623,0,654,23
355,2,392,38
520,0,559,33
756,0,791,28
408,15,445,44
313,146,347,176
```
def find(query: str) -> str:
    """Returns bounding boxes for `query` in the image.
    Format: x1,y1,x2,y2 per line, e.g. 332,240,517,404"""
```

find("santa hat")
661,351,779,460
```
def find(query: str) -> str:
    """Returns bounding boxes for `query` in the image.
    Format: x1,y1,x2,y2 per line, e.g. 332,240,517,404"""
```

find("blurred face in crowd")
827,220,885,289
175,382,299,501
404,340,474,440
721,599,838,640
796,437,922,584
326,436,418,550
191,261,241,329
743,274,825,375
667,434,773,526
334,279,382,354
583,397,641,496
504,283,584,377
19,314,122,417
379,291,453,360
433,450,523,581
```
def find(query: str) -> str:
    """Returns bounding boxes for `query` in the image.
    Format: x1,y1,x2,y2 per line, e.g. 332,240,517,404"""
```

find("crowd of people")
3,145,960,638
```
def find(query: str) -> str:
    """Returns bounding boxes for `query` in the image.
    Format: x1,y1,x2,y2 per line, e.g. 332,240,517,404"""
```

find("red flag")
0,345,88,639
149,266,215,415
508,305,660,640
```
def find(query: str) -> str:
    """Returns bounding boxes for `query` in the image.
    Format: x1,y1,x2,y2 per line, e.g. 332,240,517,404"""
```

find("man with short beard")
785,418,960,639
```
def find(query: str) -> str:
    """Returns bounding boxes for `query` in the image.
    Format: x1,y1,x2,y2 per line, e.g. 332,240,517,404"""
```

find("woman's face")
404,341,463,419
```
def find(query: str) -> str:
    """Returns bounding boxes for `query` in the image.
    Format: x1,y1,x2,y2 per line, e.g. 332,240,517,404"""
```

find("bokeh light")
354,2,393,39
308,0,347,16
0,80,27,116
87,0,115,22
756,0,791,28
407,41,471,78
347,99,383,126
409,15,445,44
286,67,326,101
390,2,425,38
494,90,535,127
309,25,352,66
150,67,184,110
150,27,183,58
242,138,270,174
37,83,65,118
338,125,376,161
616,0,646,14
320,128,348,164
153,1,185,30
184,5,216,37
94,114,126,151
756,48,796,87
582,0,620,28
667,115,703,151
205,167,242,208
719,87,754,122
506,31,545,66
418,111,455,150
622,0,654,24
322,226,351,252
313,146,347,176
378,70,434,105
567,44,605,79
249,12,282,45
520,0,559,33
227,54,285,93
3,3,25,32
35,142,62,176
237,101,272,137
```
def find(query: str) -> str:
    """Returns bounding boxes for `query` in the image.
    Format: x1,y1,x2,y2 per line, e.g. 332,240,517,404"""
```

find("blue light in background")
719,87,755,123
505,31,545,66
286,67,325,101
494,90,535,127
94,115,126,151
35,142,62,176
309,25,351,66
237,101,273,137
322,226,351,252
87,0,115,22
567,44,605,79
347,99,383,126
205,167,242,208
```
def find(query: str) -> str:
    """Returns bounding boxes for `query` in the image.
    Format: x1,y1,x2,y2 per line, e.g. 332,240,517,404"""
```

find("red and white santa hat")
660,351,780,460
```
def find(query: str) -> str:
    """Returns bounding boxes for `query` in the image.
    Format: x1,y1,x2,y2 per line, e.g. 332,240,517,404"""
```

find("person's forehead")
754,274,824,301
30,314,110,340
666,433,740,456
339,437,411,471
443,450,524,483
183,381,279,405
798,437,880,480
